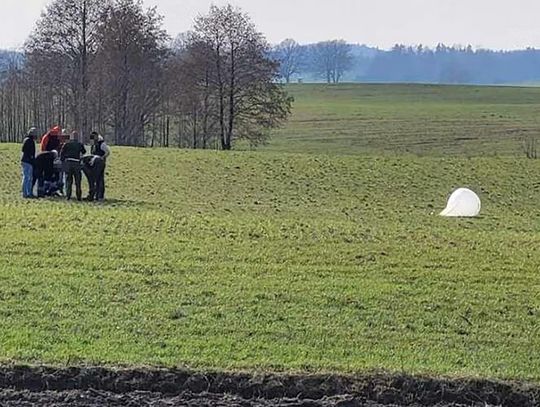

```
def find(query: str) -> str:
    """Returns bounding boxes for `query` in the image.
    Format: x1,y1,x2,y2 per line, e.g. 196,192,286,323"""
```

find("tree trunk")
80,0,89,140
216,44,227,150
165,115,170,147
226,44,235,151
192,106,198,149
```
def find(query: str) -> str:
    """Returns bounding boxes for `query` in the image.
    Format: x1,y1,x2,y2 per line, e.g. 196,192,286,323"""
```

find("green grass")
0,137,539,380
1,83,539,381
264,83,540,156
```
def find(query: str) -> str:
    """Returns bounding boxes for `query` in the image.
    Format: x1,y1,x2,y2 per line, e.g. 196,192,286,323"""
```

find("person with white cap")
90,131,111,160
90,131,111,201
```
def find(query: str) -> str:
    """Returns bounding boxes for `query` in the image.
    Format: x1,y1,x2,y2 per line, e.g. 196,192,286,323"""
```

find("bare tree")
191,5,292,150
95,0,169,146
311,40,353,83
25,0,111,139
165,35,218,149
0,51,64,142
274,39,304,83
0,56,28,142
2,2,292,149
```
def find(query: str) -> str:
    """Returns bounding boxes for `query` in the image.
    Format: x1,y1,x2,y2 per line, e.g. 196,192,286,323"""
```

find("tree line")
0,0,291,149
272,40,540,85
273,39,355,84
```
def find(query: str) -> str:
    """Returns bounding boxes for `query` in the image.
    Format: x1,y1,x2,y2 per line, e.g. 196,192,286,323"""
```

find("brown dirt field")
0,366,537,406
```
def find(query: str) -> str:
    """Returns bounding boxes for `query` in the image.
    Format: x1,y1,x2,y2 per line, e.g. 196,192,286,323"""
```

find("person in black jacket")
21,128,37,198
81,155,106,202
33,150,59,197
90,132,111,201
60,131,86,201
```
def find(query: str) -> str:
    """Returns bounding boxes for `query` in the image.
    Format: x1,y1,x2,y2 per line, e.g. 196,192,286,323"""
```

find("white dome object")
440,188,481,217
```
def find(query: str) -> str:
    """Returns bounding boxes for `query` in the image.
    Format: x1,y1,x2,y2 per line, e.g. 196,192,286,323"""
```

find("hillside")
266,83,540,156
0,142,539,380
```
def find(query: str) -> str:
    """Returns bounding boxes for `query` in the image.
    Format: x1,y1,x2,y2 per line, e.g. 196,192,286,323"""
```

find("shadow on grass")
91,198,163,210
27,196,153,209
96,198,149,208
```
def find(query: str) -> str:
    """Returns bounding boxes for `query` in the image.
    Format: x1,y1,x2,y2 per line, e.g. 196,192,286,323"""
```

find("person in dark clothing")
90,132,111,200
81,155,106,202
90,132,111,159
21,128,38,198
60,131,86,201
33,150,61,197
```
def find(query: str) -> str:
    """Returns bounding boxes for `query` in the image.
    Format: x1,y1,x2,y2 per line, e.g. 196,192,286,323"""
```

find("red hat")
50,126,61,136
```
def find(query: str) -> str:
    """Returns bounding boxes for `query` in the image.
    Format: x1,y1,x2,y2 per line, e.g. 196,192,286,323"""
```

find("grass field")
266,83,540,156
0,84,539,382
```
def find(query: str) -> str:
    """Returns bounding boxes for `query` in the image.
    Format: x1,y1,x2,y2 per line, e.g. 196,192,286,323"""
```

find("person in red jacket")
40,126,62,152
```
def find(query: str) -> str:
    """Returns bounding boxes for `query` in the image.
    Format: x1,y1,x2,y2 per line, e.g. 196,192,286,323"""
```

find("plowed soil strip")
0,366,537,407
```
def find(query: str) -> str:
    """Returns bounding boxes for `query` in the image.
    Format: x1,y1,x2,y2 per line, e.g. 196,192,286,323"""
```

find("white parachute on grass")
440,188,481,217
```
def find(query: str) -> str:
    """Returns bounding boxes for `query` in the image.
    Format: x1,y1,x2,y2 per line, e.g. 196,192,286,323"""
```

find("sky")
1,0,540,50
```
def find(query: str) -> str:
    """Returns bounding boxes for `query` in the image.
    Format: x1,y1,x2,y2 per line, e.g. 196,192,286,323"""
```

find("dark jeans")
64,160,82,201
82,160,106,201
96,164,106,201
34,167,56,197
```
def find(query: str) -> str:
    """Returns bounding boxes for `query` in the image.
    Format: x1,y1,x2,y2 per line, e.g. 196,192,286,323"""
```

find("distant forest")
272,41,540,85
4,42,540,87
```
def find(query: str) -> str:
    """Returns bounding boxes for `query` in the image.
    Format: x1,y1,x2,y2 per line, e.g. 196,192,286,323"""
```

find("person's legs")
44,166,54,187
96,167,105,201
65,164,74,200
89,176,97,201
21,163,34,198
36,167,46,198
21,164,27,197
32,167,39,191
74,163,82,201
82,166,95,201
38,178,45,197
57,171,65,195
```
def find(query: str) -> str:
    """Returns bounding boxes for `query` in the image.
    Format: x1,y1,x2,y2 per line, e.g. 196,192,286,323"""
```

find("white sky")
1,0,540,50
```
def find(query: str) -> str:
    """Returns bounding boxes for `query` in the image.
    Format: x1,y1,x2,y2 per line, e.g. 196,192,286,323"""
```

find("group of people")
21,126,111,201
